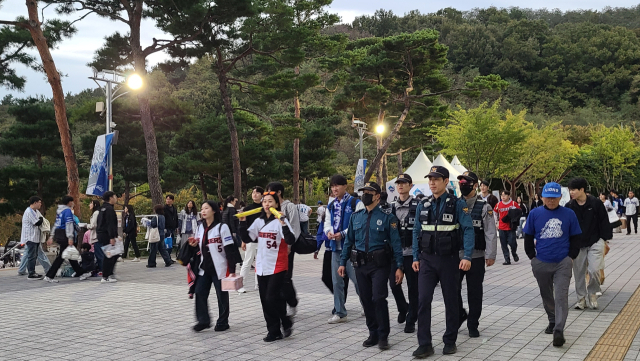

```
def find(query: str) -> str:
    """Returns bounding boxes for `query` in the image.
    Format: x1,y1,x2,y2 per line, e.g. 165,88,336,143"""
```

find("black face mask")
362,193,375,206
460,183,474,197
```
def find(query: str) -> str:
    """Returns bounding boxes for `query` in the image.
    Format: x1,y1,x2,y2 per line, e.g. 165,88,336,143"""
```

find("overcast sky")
1,0,638,99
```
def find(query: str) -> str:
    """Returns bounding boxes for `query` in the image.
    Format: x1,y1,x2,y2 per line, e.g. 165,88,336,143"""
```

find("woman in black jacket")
222,195,239,246
122,205,140,262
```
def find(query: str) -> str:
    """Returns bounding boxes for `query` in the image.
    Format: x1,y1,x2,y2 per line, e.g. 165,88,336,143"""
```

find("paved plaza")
3,232,640,361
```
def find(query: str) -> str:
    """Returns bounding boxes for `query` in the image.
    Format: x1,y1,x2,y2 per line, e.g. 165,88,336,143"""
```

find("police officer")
339,182,404,351
412,166,475,358
391,173,420,333
456,171,497,338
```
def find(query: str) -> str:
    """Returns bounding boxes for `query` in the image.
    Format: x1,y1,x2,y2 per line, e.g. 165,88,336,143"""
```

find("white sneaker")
237,287,247,294
596,291,603,297
43,276,59,283
79,273,91,281
328,315,347,324
101,277,118,283
588,294,598,309
131,257,140,262
288,306,297,317
117,258,124,262
574,298,586,310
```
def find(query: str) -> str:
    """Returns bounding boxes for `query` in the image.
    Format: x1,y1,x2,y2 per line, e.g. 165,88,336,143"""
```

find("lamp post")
89,68,143,192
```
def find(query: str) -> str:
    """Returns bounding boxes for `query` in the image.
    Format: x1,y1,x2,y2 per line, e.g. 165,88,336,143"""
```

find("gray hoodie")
281,200,301,239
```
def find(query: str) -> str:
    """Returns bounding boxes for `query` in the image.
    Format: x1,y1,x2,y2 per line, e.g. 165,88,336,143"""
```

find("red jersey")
246,218,292,276
494,200,520,231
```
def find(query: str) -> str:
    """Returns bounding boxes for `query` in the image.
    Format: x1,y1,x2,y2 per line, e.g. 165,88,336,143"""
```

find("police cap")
395,173,413,184
425,166,449,180
457,170,479,184
358,182,382,194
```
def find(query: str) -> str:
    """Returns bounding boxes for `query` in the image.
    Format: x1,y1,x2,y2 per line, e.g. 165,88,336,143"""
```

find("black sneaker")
412,344,434,358
27,273,44,280
284,327,292,338
214,324,229,331
545,323,555,334
378,339,389,350
165,263,172,267
263,333,283,342
458,309,468,329
469,328,480,338
398,311,407,324
513,253,520,262
192,324,211,332
443,344,457,355
503,261,511,265
362,335,379,347
146,265,156,268
553,330,565,347
404,323,415,333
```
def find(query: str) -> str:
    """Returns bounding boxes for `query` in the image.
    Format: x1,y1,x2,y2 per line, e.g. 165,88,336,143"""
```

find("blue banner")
86,133,114,196
354,159,367,193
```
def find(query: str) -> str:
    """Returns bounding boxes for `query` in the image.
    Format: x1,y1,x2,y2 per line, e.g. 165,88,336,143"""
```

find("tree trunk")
375,135,383,183
364,104,410,182
292,66,301,204
216,55,242,199
382,154,388,187
129,4,163,206
25,0,81,216
397,152,403,176
301,178,306,204
123,180,130,205
199,172,208,201
217,173,223,202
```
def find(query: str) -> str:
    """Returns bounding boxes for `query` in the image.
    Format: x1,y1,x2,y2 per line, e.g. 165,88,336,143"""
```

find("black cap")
358,181,382,194
457,170,478,183
395,173,413,184
425,166,449,179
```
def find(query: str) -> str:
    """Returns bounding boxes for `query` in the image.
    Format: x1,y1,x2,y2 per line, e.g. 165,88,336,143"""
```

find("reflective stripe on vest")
421,224,460,231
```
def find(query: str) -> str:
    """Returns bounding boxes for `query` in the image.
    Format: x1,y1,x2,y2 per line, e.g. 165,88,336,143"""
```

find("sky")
1,0,639,99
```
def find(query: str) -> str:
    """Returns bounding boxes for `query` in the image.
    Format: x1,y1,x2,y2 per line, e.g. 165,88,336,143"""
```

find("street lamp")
375,123,385,135
352,115,368,160
89,67,143,192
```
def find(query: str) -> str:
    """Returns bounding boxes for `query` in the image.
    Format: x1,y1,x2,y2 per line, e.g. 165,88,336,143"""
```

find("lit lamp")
375,123,385,135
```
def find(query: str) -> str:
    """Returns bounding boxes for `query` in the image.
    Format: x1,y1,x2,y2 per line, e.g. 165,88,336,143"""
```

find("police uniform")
456,171,497,337
390,173,420,333
412,166,475,355
341,182,403,348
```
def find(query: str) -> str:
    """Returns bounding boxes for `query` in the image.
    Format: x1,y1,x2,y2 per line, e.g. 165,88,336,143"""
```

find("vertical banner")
86,133,114,196
354,159,367,194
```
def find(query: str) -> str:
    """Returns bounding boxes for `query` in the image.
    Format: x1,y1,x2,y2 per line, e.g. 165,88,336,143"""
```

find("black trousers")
627,213,638,234
46,230,83,279
258,271,292,336
123,232,140,258
458,257,485,331
355,262,391,340
417,253,460,347
97,233,117,278
402,255,419,326
389,260,408,316
284,251,298,308
194,270,229,327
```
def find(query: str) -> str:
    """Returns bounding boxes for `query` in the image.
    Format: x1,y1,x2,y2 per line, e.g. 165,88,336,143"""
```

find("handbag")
148,215,161,244
177,240,194,266
293,232,317,255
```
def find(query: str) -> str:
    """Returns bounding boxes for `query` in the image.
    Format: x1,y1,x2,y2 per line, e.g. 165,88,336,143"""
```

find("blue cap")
542,182,562,198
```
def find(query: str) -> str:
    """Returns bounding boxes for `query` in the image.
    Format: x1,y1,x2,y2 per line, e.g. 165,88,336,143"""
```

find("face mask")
362,193,375,206
460,183,474,196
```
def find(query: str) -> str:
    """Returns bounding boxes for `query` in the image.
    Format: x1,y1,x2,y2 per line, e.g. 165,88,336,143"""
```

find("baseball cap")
457,171,478,183
395,173,413,184
358,182,382,194
541,182,562,198
425,166,449,179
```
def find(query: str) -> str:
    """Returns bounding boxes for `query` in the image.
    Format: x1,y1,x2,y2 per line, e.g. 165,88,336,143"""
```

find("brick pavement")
2,232,640,361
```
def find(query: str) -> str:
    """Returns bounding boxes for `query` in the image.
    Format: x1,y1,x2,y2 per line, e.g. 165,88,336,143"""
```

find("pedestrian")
86,200,102,271
338,181,403,350
456,171,497,338
600,191,618,285
44,196,87,283
179,200,200,255
531,193,544,209
524,182,581,347
516,196,529,239
479,180,498,209
221,196,239,245
494,190,521,265
79,243,96,275
266,182,301,316
565,178,612,309
611,190,625,228
188,200,242,332
237,186,264,293
323,174,364,324
297,202,312,236
238,192,296,342
624,191,639,235
17,197,51,277
164,194,179,253
147,205,174,268
122,205,140,262
21,196,46,280
412,166,474,358
97,191,119,283
390,174,419,333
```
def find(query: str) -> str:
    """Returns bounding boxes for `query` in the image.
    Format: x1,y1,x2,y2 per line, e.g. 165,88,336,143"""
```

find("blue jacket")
323,194,362,251
412,192,475,262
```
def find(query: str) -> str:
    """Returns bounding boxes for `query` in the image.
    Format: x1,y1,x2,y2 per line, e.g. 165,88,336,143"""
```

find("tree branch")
409,87,468,99
0,19,28,28
232,107,274,123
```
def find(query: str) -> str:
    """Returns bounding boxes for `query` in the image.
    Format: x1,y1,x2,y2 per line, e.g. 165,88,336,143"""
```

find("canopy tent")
385,150,433,202
432,154,462,196
451,155,468,174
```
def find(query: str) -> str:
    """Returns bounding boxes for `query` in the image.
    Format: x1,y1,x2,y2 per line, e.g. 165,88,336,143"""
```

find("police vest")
398,197,420,248
469,199,487,251
418,196,461,256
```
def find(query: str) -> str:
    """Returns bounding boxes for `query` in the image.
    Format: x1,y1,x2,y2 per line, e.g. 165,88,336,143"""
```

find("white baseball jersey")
246,218,292,276
197,223,235,279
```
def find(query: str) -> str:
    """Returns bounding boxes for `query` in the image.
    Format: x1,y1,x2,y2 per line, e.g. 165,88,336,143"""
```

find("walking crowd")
14,169,628,358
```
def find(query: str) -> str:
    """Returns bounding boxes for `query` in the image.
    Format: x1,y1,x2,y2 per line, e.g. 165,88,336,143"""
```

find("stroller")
0,240,24,268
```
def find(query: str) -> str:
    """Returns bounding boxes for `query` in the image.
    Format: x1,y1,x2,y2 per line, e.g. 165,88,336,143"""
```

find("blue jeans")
19,242,50,275
148,241,172,267
94,242,105,271
499,229,518,262
331,251,360,318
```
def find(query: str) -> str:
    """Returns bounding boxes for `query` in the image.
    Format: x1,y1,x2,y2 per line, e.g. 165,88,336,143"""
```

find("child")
79,243,96,279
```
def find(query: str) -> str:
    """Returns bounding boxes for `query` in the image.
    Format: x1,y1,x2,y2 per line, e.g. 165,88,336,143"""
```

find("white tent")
451,155,468,174
385,150,434,202
432,154,462,195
